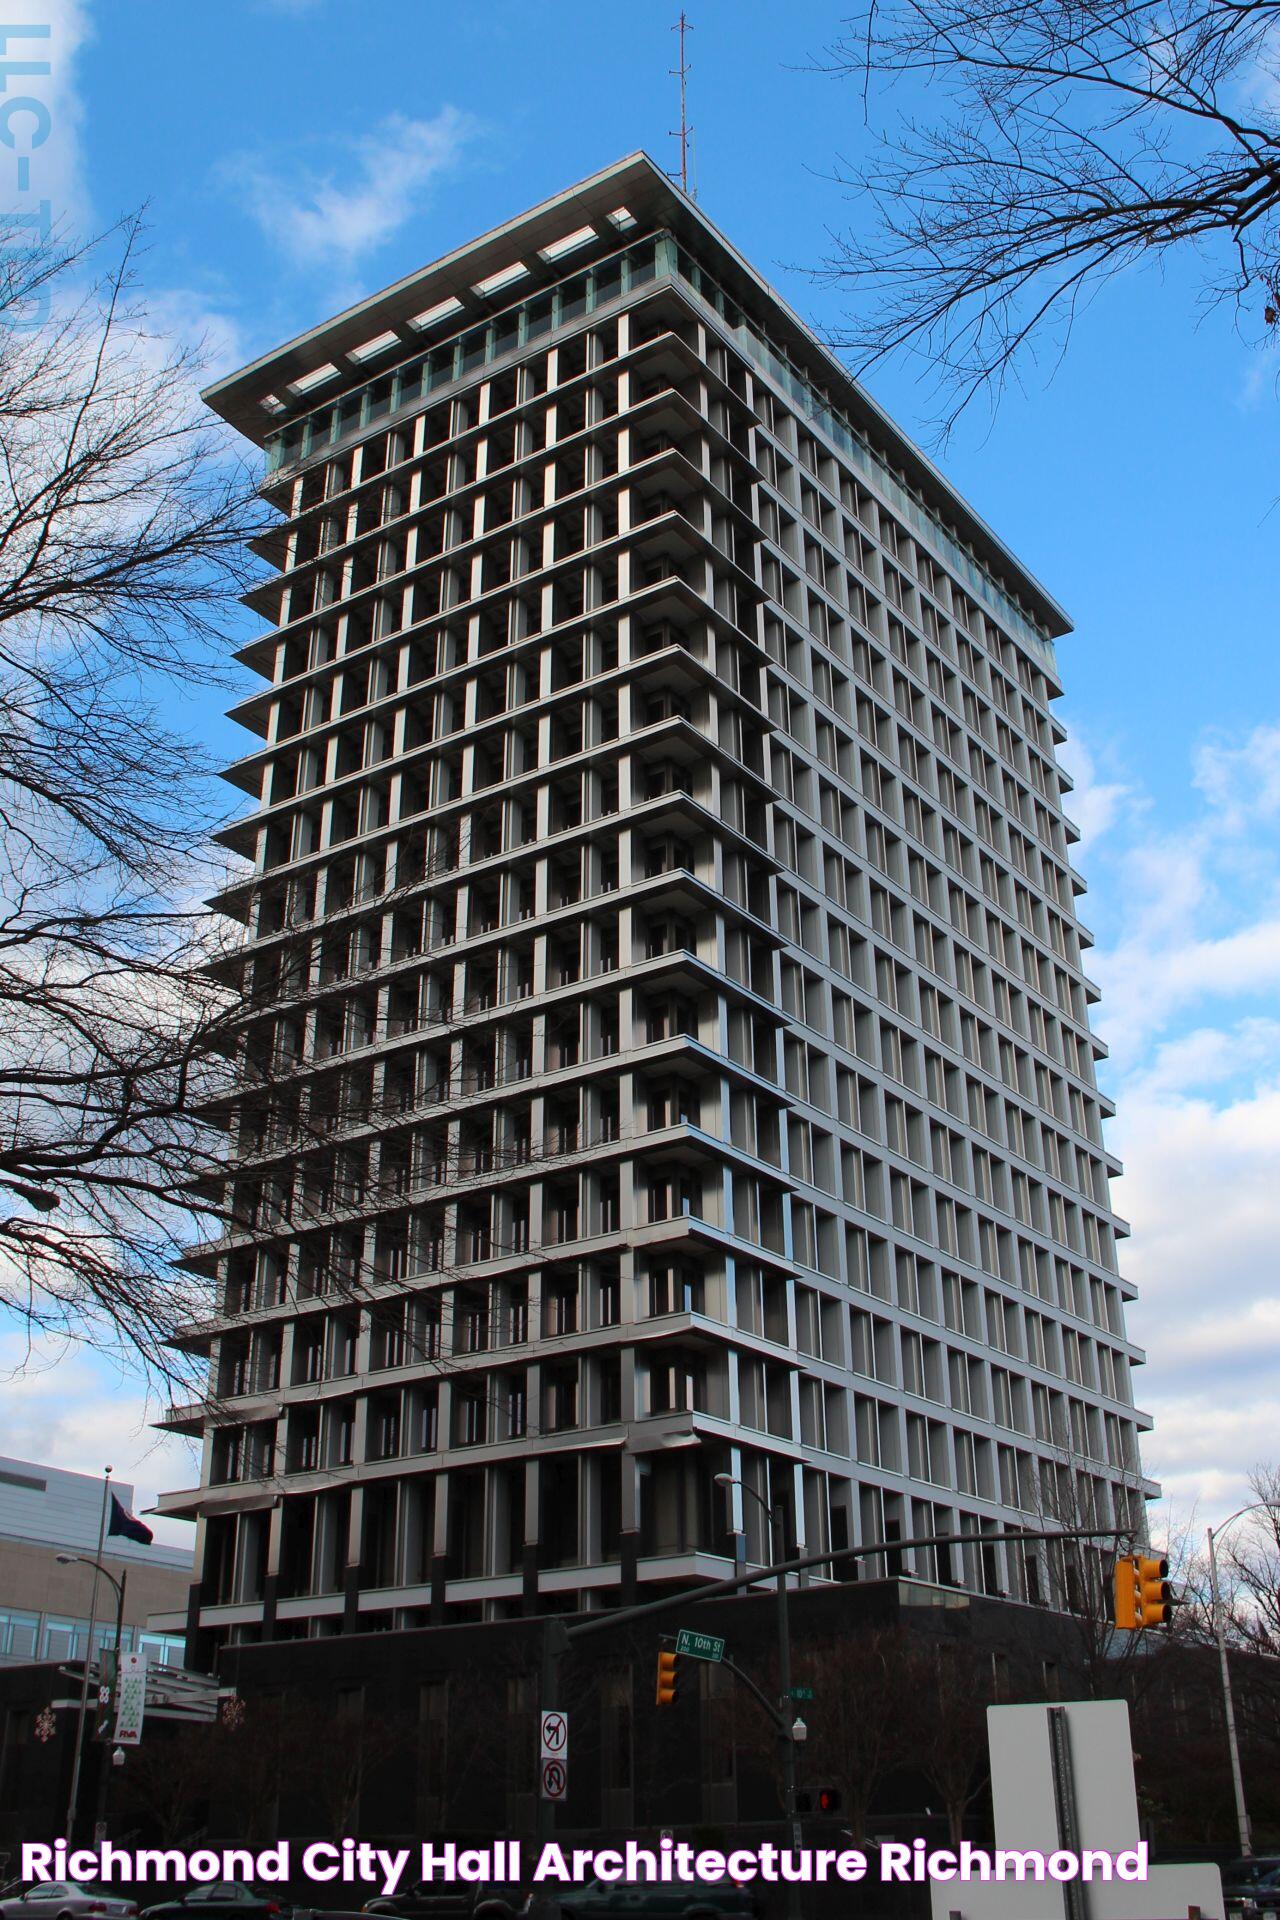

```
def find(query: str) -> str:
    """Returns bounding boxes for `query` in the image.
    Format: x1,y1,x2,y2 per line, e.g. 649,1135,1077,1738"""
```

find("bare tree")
116,1721,219,1843
899,1640,994,1845
275,1694,410,1841
818,0,1280,424
729,1628,911,1843
0,216,267,1380
1226,1464,1280,1655
1016,1446,1206,1702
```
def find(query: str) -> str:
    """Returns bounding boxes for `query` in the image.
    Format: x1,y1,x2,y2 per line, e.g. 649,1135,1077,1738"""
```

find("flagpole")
64,1465,111,1842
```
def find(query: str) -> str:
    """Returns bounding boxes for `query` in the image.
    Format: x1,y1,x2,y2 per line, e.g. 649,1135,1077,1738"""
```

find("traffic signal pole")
526,1518,1122,1920
770,1501,801,1920
565,1521,1123,1649
530,1618,570,1920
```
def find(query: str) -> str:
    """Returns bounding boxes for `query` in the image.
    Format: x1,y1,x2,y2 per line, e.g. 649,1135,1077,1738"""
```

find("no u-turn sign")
539,1710,568,1799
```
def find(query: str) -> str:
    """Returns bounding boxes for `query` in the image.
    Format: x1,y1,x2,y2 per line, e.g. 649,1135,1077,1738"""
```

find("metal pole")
1208,1525,1252,1857
65,1467,111,1842
714,1473,801,1919
772,1501,801,1920
529,1618,568,1920
93,1567,127,1839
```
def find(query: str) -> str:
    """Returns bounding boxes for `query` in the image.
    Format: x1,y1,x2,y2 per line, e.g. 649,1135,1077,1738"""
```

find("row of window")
0,1608,184,1666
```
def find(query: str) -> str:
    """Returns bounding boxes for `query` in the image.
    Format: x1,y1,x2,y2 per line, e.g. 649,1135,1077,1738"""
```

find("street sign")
674,1629,725,1662
114,1652,147,1747
539,1710,568,1759
540,1757,567,1801
790,1685,815,1701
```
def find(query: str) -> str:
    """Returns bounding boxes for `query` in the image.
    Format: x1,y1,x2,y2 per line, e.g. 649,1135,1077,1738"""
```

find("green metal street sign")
789,1685,815,1701
675,1629,725,1663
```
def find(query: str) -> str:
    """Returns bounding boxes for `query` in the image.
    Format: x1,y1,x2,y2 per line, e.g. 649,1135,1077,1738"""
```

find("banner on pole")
113,1651,147,1746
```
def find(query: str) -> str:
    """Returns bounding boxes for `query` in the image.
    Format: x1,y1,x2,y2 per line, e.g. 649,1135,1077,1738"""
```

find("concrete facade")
163,154,1153,1661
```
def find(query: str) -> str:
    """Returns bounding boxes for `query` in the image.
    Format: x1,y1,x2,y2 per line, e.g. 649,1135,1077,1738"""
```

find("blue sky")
5,0,1278,1544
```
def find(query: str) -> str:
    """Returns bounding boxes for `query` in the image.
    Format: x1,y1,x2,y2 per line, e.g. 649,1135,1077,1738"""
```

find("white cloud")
0,1330,199,1548
1078,719,1280,1526
3,1,93,240
143,287,246,383
1056,731,1138,851
1236,338,1280,412
1143,1394,1279,1523
1099,913,1280,1070
1194,722,1280,828
226,107,477,271
1078,722,1280,1070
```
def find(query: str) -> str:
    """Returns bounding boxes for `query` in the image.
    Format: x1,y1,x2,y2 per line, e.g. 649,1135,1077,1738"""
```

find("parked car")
141,1889,282,1920
363,1881,529,1920
1225,1861,1280,1917
557,1878,757,1920
0,1885,139,1920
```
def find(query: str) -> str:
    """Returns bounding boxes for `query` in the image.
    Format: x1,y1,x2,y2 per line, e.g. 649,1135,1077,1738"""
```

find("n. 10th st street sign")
675,1629,725,1662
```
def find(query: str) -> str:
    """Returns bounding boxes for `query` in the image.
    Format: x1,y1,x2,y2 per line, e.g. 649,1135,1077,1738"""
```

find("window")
0,1610,39,1659
42,1619,80,1661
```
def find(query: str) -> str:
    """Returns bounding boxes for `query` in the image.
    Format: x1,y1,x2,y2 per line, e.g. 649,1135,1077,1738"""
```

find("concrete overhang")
204,149,1070,645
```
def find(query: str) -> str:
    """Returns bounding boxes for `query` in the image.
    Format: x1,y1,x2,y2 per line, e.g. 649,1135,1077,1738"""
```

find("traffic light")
1114,1554,1172,1629
1114,1555,1140,1630
655,1648,681,1708
1136,1555,1171,1628
816,1788,842,1814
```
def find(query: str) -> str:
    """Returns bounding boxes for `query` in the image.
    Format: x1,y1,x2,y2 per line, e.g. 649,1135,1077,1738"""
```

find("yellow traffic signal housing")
1114,1555,1140,1630
655,1648,680,1707
1115,1553,1171,1629
1137,1555,1171,1628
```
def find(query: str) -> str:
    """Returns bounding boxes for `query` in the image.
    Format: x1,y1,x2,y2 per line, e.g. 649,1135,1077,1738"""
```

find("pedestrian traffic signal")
1136,1555,1171,1628
1114,1553,1172,1629
796,1788,843,1815
816,1788,842,1814
655,1648,681,1707
1114,1555,1140,1630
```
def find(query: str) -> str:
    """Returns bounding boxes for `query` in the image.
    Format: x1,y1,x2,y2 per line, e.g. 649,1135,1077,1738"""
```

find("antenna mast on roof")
670,13,694,198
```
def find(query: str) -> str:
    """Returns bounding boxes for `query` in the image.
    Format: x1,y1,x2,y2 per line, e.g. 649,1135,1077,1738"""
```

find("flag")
107,1492,153,1546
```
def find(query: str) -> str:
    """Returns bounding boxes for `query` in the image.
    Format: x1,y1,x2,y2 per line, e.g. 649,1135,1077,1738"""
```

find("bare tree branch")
816,0,1280,426
0,216,271,1384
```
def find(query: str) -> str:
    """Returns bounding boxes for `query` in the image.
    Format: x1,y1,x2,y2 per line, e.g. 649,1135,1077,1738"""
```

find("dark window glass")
395,358,426,408
425,345,455,391
525,293,554,340
460,326,488,373
594,260,622,308
559,276,587,324
304,408,335,456
627,242,656,287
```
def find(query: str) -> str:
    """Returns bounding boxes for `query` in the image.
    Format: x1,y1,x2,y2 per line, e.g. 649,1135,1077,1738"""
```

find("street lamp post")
64,1469,112,1843
58,1549,127,1841
1206,1500,1280,1860
715,1472,802,1920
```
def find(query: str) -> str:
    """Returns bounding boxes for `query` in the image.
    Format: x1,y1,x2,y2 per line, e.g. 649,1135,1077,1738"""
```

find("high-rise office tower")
162,155,1152,1656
